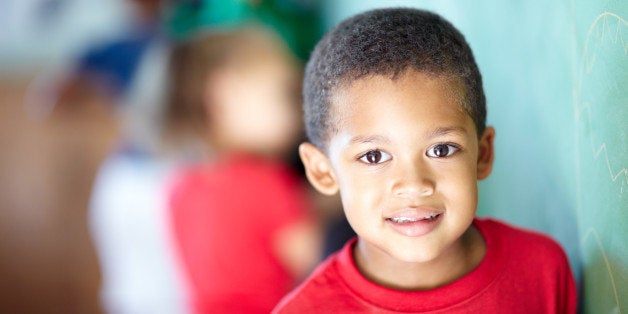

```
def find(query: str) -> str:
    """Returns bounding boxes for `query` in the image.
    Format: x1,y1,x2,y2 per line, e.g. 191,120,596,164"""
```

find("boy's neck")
353,225,486,291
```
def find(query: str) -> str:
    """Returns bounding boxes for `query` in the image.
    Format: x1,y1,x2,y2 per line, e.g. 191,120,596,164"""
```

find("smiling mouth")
388,213,441,224
386,212,443,237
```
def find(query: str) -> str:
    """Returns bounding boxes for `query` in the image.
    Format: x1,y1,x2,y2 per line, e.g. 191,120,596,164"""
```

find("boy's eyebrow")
349,134,391,144
427,126,468,138
349,127,468,144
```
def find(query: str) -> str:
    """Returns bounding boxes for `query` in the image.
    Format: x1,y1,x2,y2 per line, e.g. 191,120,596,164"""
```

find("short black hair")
303,7,486,149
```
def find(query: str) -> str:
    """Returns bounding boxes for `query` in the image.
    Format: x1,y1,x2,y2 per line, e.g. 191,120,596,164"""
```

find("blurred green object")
165,0,323,61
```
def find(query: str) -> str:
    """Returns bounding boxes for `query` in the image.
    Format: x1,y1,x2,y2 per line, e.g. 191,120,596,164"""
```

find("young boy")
273,8,577,313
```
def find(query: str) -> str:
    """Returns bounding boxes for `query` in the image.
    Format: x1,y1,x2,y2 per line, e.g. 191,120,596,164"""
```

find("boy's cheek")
439,174,479,207
336,175,378,201
336,173,385,202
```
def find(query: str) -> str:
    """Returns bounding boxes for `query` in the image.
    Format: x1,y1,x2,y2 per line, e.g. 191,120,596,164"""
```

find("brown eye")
366,151,381,163
359,150,391,164
434,145,449,157
427,144,459,158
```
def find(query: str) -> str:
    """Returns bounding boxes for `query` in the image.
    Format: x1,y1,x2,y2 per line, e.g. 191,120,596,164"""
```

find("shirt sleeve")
259,165,311,236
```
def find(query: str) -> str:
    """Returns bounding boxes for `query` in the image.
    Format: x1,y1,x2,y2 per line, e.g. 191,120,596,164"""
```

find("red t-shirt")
169,156,310,313
274,218,577,313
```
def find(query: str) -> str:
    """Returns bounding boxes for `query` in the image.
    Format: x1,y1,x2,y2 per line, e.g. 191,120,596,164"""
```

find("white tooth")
392,217,415,223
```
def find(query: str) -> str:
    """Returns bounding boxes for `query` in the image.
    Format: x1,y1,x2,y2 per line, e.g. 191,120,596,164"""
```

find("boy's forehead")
329,70,468,122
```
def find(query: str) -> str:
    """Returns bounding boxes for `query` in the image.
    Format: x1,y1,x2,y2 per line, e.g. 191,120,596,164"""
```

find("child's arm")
274,219,322,280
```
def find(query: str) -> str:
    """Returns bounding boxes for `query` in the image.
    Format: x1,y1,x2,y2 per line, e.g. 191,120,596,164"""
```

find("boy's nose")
392,159,435,199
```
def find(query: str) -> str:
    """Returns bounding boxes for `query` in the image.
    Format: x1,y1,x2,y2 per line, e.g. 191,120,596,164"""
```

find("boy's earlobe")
299,142,339,195
477,127,496,180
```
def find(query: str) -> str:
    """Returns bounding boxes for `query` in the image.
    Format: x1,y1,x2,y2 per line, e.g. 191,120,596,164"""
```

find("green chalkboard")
324,0,627,312
573,3,627,313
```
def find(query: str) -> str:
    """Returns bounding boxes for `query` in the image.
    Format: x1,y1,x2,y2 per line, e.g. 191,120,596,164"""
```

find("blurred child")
274,8,577,313
165,26,321,313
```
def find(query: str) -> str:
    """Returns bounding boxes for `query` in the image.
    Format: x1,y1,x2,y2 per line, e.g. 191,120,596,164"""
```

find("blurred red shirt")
169,155,310,313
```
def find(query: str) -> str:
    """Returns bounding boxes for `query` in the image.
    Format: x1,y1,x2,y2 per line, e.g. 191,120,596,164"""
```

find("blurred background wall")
0,0,625,313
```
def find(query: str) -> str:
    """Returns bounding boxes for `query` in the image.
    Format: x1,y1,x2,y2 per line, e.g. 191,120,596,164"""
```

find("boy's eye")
359,150,391,164
426,144,459,158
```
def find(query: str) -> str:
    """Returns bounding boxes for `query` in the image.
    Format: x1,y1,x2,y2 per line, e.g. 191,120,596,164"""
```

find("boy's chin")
361,237,447,265
388,246,445,264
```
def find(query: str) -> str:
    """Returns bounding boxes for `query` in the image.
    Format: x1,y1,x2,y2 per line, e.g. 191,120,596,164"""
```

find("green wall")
323,1,627,312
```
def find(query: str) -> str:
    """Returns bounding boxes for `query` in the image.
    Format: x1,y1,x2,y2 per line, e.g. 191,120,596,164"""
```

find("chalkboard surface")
324,1,627,312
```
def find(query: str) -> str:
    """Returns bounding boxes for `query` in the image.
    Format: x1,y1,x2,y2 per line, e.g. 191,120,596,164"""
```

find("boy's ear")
477,126,495,180
299,142,339,195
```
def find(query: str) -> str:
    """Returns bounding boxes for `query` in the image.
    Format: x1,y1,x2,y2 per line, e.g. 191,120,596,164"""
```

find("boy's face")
300,70,495,266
